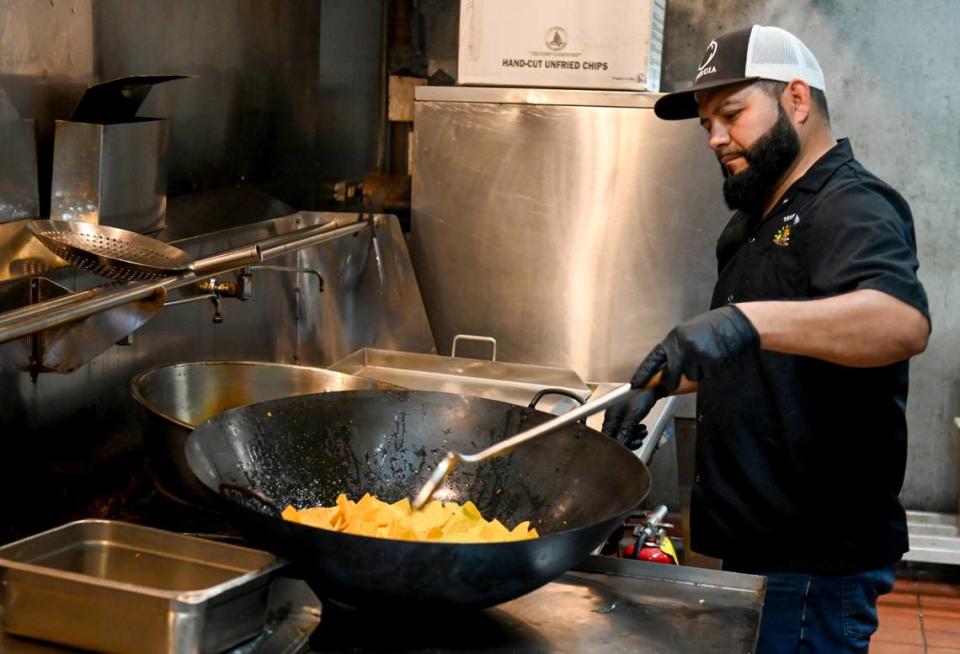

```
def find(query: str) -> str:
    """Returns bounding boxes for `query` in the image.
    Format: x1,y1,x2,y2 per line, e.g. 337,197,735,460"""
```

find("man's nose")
707,123,730,151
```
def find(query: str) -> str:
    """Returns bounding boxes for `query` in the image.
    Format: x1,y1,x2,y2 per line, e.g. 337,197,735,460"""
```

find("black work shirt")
692,139,930,575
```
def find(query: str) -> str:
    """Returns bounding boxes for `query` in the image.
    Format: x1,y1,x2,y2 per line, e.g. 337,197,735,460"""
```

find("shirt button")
748,237,756,243
782,198,790,204
727,294,734,302
697,414,703,422
695,474,701,483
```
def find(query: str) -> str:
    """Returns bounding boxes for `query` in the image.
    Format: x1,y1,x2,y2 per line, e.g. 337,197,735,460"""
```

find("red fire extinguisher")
622,505,679,565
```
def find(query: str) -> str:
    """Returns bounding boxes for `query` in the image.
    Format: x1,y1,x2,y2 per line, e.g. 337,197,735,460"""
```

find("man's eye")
725,110,742,122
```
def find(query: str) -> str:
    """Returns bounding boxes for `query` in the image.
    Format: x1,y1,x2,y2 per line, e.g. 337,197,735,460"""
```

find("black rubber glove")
601,389,656,450
631,305,760,396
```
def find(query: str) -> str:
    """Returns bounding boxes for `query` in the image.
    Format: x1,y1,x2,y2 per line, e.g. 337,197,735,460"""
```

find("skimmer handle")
412,383,636,510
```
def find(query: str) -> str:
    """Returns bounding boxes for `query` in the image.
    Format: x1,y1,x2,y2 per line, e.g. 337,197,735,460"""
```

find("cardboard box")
458,0,665,91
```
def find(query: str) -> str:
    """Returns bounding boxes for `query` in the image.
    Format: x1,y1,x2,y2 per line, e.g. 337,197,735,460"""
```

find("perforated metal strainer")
27,220,260,282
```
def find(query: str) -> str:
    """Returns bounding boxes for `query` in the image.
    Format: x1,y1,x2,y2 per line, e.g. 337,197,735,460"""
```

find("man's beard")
720,103,801,216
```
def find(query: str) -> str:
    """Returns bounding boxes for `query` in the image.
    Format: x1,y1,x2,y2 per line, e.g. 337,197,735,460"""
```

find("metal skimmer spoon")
411,383,642,510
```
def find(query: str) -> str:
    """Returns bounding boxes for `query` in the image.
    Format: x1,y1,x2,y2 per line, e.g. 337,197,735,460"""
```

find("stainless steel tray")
328,336,591,413
0,551,764,654
0,520,286,654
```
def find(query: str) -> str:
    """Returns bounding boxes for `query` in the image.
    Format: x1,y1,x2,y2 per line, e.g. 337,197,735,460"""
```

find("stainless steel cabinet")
411,87,729,389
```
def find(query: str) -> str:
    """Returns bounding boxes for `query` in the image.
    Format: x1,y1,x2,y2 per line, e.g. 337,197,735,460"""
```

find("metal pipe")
250,266,324,292
0,282,167,342
189,244,261,275
251,218,357,251
163,293,217,308
0,218,371,345
258,221,367,260
0,285,108,321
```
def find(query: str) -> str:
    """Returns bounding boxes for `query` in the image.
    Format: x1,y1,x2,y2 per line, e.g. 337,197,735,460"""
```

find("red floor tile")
895,577,919,593
873,624,925,645
881,591,921,608
919,595,960,616
923,613,960,635
918,581,960,598
870,642,925,654
879,606,924,630
926,629,960,647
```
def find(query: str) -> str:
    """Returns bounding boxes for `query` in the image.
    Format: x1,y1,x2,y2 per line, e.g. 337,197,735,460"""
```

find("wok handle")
219,482,283,515
636,395,681,465
463,383,636,463
527,388,586,409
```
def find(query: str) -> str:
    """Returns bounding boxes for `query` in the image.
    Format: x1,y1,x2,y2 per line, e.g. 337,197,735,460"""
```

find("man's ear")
784,79,812,125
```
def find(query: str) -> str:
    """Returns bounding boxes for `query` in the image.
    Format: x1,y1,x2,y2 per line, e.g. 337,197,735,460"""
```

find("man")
602,25,930,653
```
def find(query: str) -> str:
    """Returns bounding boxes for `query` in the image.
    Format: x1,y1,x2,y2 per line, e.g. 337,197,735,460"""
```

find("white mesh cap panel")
744,25,826,93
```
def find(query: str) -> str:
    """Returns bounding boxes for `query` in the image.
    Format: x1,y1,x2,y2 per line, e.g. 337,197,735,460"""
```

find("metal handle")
635,505,670,539
190,245,263,275
218,482,282,515
366,214,386,287
636,395,680,465
468,383,635,463
527,388,586,409
412,383,636,509
451,334,497,361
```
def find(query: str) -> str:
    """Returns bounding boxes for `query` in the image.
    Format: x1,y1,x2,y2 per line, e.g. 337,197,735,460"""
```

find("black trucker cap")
654,25,827,120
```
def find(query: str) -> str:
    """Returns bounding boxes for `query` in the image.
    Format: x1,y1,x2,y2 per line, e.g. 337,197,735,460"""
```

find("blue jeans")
726,565,896,653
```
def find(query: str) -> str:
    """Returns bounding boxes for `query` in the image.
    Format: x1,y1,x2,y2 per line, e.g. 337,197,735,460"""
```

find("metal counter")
0,556,763,654
304,556,763,654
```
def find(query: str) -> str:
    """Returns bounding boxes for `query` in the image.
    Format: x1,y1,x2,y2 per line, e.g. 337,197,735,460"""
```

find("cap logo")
695,40,719,82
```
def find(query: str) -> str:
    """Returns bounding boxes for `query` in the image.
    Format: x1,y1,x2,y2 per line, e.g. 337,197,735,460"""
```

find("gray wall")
419,0,959,513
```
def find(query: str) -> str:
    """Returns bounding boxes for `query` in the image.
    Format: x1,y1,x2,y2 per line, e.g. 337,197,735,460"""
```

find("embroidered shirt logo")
773,224,792,247
782,212,800,226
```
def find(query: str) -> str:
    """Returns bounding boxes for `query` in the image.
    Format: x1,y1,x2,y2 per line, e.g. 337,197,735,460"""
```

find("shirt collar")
794,138,855,194
740,139,855,224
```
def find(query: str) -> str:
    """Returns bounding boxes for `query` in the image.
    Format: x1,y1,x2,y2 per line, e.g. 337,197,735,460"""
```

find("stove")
0,479,764,653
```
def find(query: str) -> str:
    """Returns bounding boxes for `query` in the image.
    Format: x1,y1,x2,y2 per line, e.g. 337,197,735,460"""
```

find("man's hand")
632,306,760,396
601,389,656,449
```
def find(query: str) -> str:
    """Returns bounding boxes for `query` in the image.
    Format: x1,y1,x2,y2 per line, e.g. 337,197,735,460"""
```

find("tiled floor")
873,569,960,653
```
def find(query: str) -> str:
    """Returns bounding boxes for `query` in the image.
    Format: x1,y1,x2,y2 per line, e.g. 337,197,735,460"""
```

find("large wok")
185,389,651,610
130,361,390,506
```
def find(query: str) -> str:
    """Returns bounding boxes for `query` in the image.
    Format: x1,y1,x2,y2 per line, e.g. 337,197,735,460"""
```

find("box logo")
545,26,568,51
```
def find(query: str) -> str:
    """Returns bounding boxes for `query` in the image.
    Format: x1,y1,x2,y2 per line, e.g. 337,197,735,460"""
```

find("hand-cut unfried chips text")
281,493,539,543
